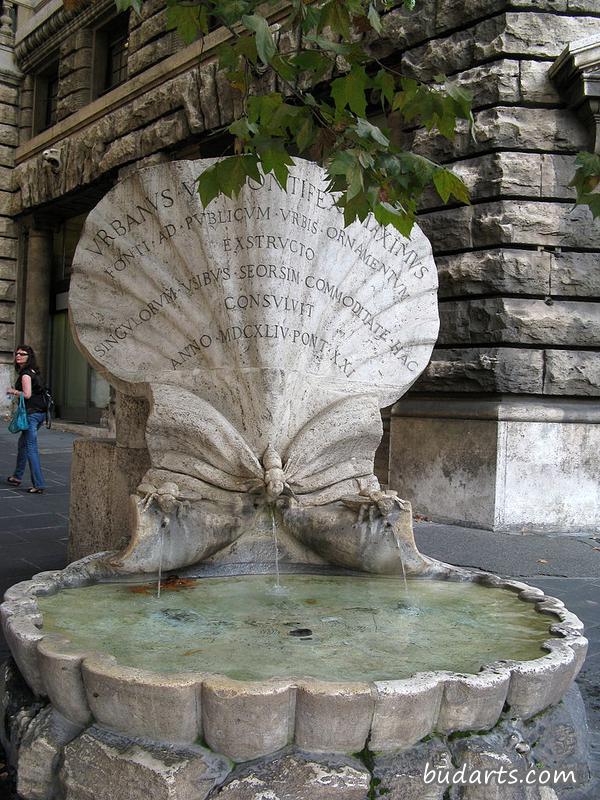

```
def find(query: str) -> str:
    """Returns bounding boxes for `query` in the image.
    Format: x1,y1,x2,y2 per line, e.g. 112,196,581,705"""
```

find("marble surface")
69,158,439,460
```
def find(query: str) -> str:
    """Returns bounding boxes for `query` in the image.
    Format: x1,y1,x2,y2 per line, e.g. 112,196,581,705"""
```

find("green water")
37,575,554,682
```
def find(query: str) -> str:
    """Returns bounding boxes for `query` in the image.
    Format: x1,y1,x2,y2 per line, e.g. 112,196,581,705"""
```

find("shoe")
6,476,21,485
27,487,44,494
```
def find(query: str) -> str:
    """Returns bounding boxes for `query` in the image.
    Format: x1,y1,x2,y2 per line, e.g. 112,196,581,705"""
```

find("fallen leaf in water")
304,598,318,605
182,648,204,656
127,575,197,595
537,559,549,564
128,585,152,595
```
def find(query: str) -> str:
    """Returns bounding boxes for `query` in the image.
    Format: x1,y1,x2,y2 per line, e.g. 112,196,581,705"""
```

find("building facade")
0,0,599,541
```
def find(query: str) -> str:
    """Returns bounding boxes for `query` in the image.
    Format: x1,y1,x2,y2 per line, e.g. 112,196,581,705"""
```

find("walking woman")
6,345,46,493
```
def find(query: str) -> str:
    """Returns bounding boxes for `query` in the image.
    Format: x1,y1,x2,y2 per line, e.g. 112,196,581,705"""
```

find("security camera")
42,148,61,170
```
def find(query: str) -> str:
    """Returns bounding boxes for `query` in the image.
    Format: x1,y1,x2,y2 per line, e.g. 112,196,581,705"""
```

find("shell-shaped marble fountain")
68,157,441,573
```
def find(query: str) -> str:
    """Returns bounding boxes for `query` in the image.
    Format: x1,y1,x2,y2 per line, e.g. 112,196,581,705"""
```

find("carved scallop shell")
70,157,439,457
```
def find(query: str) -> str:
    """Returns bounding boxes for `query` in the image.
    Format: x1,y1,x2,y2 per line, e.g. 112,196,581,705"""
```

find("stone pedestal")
390,395,600,532
68,393,150,559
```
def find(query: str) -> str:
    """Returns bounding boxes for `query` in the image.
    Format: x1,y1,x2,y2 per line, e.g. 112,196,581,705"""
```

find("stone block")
0,320,15,350
407,107,589,163
436,670,510,734
0,237,18,259
201,677,294,762
60,727,229,800
0,145,15,167
0,85,18,105
434,0,505,31
17,706,82,800
0,191,15,215
519,60,561,104
544,350,600,395
294,680,374,753
438,298,600,347
373,741,452,800
37,635,92,726
370,675,443,751
416,348,545,394
379,1,436,51
215,754,370,800
436,249,551,297
0,258,15,279
390,400,600,531
115,392,148,448
421,201,597,253
82,655,202,743
0,279,15,301
401,29,475,82
476,12,600,60
522,684,591,789
69,438,149,560
129,9,168,52
450,58,520,107
389,415,498,529
550,250,600,297
0,216,17,237
127,33,176,77
139,0,167,23
59,68,92,98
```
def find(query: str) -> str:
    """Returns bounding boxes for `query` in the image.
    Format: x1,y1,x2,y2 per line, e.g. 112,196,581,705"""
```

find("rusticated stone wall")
387,0,600,399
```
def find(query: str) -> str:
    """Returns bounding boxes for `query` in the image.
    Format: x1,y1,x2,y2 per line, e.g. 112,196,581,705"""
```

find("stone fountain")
1,159,592,799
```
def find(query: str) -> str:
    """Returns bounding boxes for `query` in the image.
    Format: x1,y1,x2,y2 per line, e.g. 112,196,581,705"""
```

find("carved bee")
248,444,296,502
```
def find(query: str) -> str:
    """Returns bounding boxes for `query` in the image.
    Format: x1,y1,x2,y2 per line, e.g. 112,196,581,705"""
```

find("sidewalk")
0,425,598,784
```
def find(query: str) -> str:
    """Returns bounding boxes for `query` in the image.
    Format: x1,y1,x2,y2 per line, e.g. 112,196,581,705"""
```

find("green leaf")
354,118,389,147
577,192,600,218
295,117,315,153
166,1,208,44
214,155,261,198
260,147,294,189
374,202,414,236
330,66,369,118
367,3,382,33
197,168,219,208
241,14,277,65
318,0,352,41
433,169,470,205
373,69,395,108
115,0,141,14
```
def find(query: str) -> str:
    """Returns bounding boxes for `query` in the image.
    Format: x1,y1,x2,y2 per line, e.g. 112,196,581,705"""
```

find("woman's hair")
14,344,40,374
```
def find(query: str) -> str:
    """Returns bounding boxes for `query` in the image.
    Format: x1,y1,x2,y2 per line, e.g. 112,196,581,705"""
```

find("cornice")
15,0,114,71
550,34,600,151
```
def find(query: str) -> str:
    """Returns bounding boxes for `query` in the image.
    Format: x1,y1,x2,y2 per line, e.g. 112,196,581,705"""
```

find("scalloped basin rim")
1,559,588,761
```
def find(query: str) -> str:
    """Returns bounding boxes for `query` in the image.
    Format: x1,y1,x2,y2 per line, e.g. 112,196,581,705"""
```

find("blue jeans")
14,411,46,488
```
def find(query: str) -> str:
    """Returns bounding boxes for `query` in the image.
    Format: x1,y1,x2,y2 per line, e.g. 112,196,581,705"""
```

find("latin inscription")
82,167,435,380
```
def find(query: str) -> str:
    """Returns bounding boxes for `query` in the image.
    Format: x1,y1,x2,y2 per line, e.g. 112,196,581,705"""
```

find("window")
32,59,59,134
93,12,129,97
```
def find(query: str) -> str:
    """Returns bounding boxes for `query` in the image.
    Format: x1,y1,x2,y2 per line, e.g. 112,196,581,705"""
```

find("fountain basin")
1,557,587,763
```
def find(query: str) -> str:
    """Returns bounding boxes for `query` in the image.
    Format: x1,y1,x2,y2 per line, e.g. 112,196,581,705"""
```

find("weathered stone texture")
404,107,589,162
373,741,452,800
476,13,600,60
17,706,82,800
436,249,551,297
416,348,545,394
550,251,600,297
438,298,600,347
0,259,16,280
215,754,370,800
544,351,600,396
127,32,178,77
68,438,150,560
420,202,596,253
60,727,230,800
519,60,561,104
421,153,576,209
129,9,169,52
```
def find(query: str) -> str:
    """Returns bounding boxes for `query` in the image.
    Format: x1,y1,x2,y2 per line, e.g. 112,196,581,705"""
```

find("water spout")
156,520,166,599
270,506,281,590
392,529,409,595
